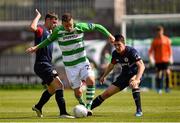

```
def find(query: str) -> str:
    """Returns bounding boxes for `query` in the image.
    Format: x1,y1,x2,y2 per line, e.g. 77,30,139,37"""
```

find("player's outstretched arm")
29,9,41,32
129,60,145,88
26,37,53,53
26,27,59,53
94,24,115,44
100,63,114,84
79,23,115,44
26,45,38,53
135,60,145,81
108,33,115,44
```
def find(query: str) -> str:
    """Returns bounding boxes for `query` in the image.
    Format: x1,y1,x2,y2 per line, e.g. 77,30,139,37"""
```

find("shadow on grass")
0,116,35,120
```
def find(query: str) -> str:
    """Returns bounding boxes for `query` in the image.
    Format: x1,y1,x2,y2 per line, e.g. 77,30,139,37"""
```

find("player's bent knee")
86,76,95,85
51,78,64,90
132,85,139,89
74,88,83,97
47,86,55,94
132,86,140,90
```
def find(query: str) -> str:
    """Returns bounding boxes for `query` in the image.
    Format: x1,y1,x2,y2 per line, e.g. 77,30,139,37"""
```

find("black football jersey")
111,46,141,75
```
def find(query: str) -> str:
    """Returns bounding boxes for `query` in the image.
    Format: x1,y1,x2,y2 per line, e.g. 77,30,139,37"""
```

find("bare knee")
47,85,55,94
130,83,139,89
74,87,83,98
86,76,95,85
49,77,64,91
131,85,139,89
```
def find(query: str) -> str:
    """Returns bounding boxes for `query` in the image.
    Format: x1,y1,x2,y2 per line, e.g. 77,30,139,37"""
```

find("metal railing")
126,0,180,15
1,0,180,21
170,71,180,87
0,54,34,74
0,0,95,21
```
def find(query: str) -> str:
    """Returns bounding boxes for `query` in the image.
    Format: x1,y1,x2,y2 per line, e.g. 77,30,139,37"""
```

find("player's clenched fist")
35,9,41,17
129,79,140,89
99,77,105,85
108,34,115,44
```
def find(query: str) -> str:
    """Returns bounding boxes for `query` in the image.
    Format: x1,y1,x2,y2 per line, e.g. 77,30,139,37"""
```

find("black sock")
91,95,104,110
132,88,142,112
35,90,52,111
156,77,163,90
55,90,67,115
165,75,169,89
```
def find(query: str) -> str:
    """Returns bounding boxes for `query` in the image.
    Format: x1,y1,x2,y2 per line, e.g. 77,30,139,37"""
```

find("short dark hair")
45,12,58,20
156,25,164,32
62,13,72,22
114,34,125,44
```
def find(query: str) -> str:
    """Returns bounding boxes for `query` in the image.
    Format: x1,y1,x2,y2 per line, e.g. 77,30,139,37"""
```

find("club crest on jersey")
124,57,128,62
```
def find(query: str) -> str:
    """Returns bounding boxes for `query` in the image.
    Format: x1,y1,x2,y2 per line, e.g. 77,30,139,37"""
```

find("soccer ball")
73,104,88,118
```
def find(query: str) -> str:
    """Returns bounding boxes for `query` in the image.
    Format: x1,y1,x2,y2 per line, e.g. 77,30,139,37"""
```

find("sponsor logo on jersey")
122,58,130,66
121,63,130,66
63,34,79,40
58,33,83,41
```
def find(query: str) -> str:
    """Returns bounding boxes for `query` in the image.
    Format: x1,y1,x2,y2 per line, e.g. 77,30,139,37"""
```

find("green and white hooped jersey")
38,23,111,67
56,29,87,67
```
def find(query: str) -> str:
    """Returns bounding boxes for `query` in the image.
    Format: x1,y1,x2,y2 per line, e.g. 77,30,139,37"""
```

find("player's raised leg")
91,85,120,110
32,85,54,117
85,76,96,110
74,87,86,106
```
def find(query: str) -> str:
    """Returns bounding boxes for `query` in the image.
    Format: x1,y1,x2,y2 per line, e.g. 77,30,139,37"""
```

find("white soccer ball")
73,104,88,118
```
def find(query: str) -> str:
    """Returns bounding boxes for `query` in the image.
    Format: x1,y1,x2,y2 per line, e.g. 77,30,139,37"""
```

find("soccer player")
91,34,145,117
149,26,173,94
26,13,115,116
29,9,74,118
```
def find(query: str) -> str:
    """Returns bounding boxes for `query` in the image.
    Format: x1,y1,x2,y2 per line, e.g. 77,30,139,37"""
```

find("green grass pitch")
0,89,180,122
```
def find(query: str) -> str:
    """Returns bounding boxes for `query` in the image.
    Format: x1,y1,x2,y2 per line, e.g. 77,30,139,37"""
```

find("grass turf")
0,89,180,122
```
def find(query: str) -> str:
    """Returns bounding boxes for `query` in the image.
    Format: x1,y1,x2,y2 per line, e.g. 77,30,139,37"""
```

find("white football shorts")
65,61,95,89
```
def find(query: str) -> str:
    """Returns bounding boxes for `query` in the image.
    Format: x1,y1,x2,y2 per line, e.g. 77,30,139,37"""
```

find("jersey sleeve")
47,27,59,41
78,23,111,37
111,51,117,64
37,27,59,49
130,48,141,62
35,26,43,37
